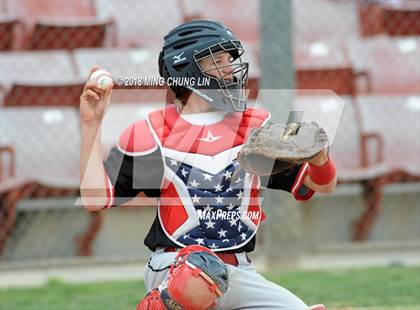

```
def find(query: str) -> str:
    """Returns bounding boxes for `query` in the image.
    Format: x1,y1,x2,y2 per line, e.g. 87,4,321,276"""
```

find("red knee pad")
164,245,229,310
138,246,228,310
136,289,165,310
165,259,221,309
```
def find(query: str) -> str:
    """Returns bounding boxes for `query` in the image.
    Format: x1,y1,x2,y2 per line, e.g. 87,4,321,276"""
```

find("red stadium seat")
29,18,114,50
179,0,260,44
348,36,419,95
0,146,15,182
359,95,420,177
0,175,33,257
0,16,20,50
358,2,385,36
358,1,420,37
294,41,369,96
4,83,84,107
5,0,95,23
294,0,360,42
0,87,4,106
0,50,77,87
0,50,81,106
94,0,183,47
5,0,100,49
0,106,81,187
383,5,420,36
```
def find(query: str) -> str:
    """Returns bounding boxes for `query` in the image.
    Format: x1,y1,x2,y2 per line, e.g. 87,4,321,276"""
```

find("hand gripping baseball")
79,66,114,126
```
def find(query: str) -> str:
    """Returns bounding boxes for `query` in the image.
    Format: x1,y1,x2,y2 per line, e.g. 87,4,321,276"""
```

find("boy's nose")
222,66,234,81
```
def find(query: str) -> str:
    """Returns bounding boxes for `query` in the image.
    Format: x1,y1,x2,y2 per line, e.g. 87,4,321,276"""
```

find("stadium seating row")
359,0,420,36
0,0,112,50
0,0,257,50
1,34,418,108
1,0,418,51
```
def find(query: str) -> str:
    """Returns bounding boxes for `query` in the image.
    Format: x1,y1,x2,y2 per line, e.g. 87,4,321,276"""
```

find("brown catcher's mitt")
237,122,329,176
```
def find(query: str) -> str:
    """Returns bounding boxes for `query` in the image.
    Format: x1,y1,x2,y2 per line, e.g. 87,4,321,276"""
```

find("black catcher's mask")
159,20,249,112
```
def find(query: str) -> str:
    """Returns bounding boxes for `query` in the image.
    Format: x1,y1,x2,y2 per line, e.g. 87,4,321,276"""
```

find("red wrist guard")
308,157,336,185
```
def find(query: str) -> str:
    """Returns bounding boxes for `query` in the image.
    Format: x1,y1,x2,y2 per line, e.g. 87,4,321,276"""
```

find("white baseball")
90,69,113,87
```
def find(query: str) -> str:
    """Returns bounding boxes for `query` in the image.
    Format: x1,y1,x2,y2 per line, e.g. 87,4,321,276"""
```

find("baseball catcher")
79,20,337,309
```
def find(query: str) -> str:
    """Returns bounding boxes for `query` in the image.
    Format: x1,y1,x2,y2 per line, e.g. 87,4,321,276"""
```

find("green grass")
266,266,420,309
0,266,419,310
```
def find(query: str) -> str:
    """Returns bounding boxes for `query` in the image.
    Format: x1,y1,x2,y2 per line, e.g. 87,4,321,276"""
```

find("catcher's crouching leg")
137,245,229,310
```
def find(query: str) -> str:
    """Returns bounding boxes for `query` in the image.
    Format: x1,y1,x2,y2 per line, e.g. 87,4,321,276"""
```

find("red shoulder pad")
236,108,270,142
118,120,157,155
147,105,178,144
242,108,270,128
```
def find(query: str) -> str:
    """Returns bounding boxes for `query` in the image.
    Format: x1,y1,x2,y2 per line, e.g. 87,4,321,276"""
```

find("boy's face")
198,52,235,82
195,48,248,112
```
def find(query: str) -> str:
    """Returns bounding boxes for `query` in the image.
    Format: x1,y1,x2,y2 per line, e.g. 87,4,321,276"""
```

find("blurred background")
0,0,419,306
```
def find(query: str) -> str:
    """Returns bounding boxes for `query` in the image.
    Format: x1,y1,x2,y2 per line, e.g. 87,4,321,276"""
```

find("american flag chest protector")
146,105,271,251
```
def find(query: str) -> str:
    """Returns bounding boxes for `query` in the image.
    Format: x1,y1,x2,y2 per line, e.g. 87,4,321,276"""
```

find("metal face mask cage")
194,40,249,112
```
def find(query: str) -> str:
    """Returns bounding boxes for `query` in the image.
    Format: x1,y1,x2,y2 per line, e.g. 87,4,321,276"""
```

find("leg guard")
136,289,165,310
137,245,229,310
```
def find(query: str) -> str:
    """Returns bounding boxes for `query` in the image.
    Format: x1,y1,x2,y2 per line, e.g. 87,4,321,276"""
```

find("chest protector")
147,105,270,251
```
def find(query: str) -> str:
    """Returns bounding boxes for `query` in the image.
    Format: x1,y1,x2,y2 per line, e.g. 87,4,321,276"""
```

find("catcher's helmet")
159,20,249,112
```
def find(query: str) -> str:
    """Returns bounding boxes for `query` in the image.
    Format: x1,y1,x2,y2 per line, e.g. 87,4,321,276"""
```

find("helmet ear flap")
159,49,192,103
